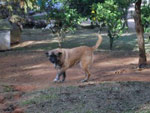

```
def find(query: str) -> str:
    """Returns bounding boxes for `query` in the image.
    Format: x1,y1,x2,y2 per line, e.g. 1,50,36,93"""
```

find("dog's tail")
92,34,103,51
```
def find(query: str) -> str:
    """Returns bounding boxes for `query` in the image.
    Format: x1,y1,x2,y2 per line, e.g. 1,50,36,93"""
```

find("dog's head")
45,49,63,67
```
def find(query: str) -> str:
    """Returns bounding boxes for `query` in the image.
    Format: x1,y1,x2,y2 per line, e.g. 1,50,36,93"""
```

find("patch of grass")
21,87,60,106
135,104,150,113
125,109,150,113
20,82,150,113
33,15,47,20
2,85,15,92
7,29,150,53
22,94,58,105
136,110,150,113
12,42,58,51
85,111,96,113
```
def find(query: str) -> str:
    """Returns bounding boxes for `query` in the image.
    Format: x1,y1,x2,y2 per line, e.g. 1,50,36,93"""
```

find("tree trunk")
108,30,113,50
134,0,147,68
124,7,129,29
57,33,62,48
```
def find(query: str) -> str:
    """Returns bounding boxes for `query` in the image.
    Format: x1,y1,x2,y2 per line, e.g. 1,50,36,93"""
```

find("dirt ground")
0,50,150,113
0,29,150,113
0,51,150,91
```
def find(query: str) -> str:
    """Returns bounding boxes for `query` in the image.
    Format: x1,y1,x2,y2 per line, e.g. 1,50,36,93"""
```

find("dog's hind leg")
82,68,91,82
80,56,92,82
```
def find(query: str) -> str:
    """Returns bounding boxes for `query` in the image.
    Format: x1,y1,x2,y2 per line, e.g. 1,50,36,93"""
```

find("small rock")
0,95,5,103
12,108,24,113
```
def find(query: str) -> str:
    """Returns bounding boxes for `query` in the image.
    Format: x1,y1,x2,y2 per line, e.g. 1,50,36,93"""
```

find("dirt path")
0,51,150,91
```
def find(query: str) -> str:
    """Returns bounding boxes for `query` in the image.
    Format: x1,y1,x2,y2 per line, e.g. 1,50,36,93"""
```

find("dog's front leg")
53,72,61,82
61,72,66,82
53,69,66,82
53,71,66,82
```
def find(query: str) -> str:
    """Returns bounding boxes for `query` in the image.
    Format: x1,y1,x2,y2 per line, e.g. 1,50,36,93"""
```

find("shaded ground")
0,28,150,113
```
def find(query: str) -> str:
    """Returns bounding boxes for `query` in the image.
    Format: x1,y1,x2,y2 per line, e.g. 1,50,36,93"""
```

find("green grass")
10,29,150,53
19,82,150,113
33,14,47,20
125,109,150,113
21,87,59,106
2,85,15,92
22,94,58,105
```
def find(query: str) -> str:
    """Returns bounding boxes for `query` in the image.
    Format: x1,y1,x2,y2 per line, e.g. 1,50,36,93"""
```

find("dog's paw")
53,79,65,83
81,79,88,83
59,80,64,83
53,78,59,83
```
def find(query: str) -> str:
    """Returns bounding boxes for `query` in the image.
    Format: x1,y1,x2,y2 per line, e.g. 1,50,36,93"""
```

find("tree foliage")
141,3,150,33
68,0,104,18
0,0,39,19
114,0,134,28
40,0,83,47
6,0,38,13
92,0,126,50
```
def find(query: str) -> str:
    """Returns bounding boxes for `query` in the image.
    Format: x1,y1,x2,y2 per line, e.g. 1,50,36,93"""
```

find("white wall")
0,30,10,50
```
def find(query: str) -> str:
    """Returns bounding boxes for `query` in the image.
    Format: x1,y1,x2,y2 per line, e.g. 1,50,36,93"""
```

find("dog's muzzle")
49,57,57,64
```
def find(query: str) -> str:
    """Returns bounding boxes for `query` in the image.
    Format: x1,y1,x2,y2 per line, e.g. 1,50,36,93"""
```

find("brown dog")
46,34,102,82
